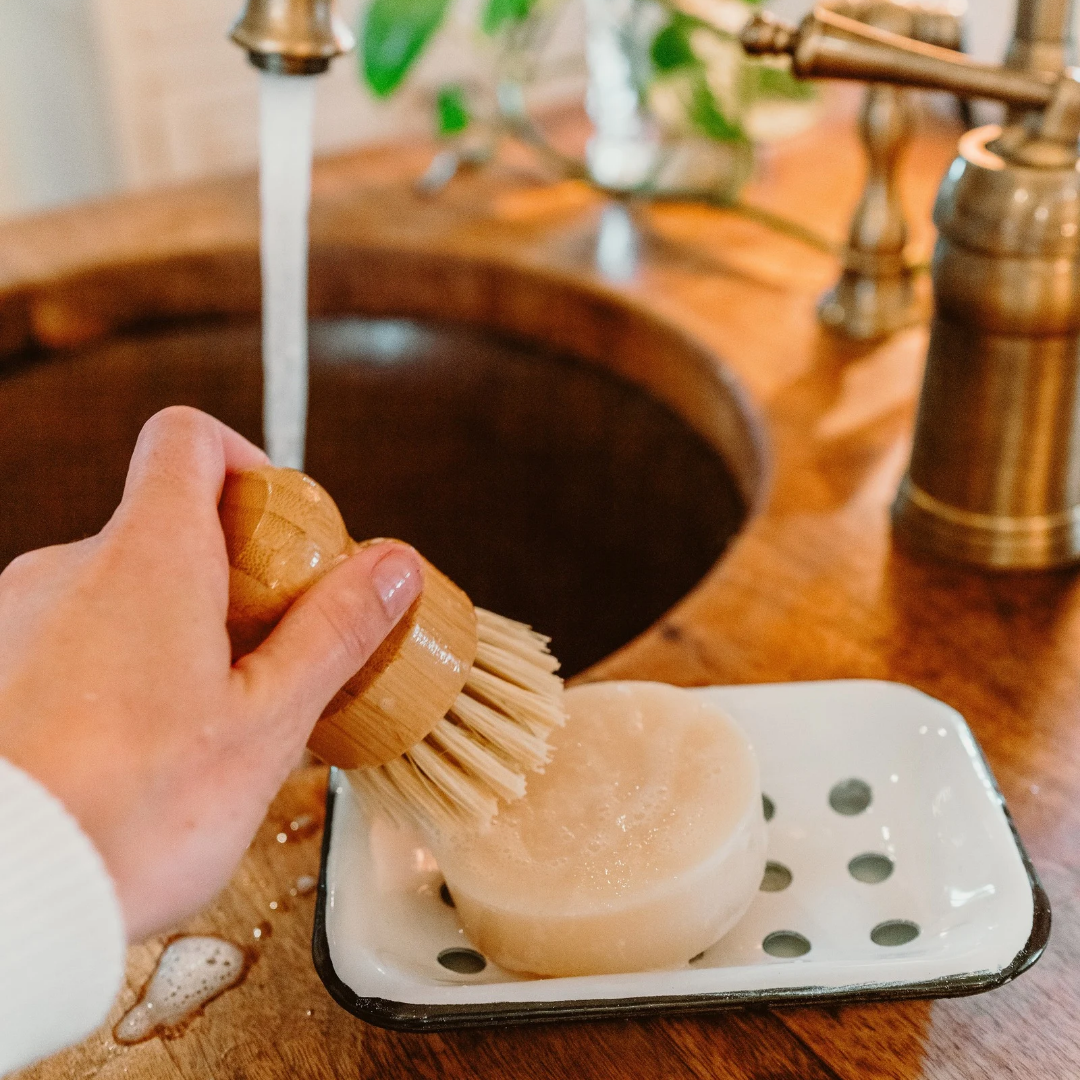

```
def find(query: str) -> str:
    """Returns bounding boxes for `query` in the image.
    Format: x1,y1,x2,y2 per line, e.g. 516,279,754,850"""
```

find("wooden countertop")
8,93,1080,1079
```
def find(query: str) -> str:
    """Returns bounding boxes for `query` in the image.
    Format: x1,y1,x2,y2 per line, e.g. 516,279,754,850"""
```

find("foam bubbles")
114,936,248,1044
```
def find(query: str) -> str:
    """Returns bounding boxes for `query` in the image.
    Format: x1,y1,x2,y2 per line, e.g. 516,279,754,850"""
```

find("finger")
234,540,423,727
118,406,268,530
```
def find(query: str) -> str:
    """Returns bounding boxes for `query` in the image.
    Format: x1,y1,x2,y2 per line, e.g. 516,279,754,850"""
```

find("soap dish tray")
311,679,1049,1030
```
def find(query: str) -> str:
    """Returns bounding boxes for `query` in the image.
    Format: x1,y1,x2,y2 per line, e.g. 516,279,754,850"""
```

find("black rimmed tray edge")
310,764,1050,1033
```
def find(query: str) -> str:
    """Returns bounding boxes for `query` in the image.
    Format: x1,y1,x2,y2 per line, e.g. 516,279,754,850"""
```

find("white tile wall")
87,0,585,198
0,0,120,215
0,0,584,214
91,0,381,189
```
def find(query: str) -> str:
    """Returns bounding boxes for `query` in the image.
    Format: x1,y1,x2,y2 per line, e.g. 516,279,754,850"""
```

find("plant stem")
499,101,840,256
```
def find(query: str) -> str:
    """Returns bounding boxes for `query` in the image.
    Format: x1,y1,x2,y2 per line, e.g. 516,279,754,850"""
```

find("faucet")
743,3,1080,569
230,0,354,74
816,0,963,342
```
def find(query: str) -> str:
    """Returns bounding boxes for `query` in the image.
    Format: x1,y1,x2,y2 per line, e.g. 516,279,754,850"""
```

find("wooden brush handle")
220,467,478,769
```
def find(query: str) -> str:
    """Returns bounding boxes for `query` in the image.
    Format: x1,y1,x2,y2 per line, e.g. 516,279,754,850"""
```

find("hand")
0,406,422,941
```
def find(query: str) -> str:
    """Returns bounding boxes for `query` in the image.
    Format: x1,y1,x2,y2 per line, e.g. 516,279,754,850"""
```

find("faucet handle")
741,7,1080,163
741,8,1058,107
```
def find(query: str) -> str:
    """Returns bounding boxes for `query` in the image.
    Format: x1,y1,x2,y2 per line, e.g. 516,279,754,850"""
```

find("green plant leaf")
362,0,451,98
749,62,815,102
436,84,471,134
481,0,534,35
688,79,745,143
650,15,698,73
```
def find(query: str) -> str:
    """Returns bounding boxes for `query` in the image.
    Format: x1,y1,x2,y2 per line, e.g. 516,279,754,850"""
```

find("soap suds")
114,936,251,1044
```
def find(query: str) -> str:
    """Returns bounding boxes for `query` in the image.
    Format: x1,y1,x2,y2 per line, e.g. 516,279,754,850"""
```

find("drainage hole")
439,882,455,907
762,794,775,822
760,862,793,892
848,852,894,884
437,948,487,974
870,920,920,947
829,778,872,816
762,931,811,958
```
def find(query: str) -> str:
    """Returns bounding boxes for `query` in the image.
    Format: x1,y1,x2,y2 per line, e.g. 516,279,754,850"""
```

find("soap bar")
432,681,766,977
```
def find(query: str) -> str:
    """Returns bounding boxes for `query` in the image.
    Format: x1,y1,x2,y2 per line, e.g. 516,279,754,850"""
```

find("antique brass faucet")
230,0,354,74
744,3,1080,569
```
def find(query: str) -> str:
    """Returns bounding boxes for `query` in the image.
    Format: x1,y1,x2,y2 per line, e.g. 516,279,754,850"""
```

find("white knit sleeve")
0,758,126,1076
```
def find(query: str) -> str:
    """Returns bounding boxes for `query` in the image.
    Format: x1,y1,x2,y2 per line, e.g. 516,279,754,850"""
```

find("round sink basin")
0,313,754,675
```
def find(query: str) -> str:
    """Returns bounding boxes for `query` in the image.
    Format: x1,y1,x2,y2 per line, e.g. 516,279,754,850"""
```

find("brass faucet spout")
230,0,355,75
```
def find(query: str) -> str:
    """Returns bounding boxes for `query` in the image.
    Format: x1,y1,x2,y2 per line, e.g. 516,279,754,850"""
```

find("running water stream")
259,72,318,470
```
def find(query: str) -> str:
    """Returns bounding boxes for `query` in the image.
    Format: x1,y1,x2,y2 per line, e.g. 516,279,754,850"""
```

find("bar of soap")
433,681,766,977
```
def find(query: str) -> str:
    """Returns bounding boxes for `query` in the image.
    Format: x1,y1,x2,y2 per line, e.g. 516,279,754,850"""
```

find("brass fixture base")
815,2,960,342
818,269,918,340
892,477,1080,569
890,124,1080,572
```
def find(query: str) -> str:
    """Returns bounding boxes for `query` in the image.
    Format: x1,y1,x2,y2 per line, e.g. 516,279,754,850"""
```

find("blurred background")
0,0,1034,219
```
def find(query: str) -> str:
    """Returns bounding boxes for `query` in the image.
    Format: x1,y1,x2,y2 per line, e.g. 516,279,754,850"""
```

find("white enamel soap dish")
312,680,1048,1030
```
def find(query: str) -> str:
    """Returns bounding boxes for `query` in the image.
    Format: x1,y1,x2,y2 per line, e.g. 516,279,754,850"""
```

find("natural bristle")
348,607,566,834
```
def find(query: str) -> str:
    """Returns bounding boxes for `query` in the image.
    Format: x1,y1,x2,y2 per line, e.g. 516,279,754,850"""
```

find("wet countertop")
6,94,1080,1079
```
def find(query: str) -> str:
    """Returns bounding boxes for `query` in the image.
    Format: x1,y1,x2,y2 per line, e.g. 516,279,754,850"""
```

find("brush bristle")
347,607,566,834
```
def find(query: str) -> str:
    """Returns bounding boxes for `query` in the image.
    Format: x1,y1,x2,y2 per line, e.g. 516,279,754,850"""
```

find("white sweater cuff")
0,758,126,1075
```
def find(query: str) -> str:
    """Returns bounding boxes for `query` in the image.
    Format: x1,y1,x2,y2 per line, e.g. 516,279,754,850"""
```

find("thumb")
234,540,423,729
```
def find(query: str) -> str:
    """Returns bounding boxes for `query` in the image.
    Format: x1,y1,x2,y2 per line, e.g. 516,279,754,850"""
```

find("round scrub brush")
219,466,566,832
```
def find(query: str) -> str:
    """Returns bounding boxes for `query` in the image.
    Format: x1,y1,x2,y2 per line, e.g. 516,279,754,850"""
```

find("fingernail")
371,548,421,621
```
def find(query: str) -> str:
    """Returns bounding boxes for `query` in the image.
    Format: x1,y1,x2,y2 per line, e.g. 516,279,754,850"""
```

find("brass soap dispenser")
743,5,1080,569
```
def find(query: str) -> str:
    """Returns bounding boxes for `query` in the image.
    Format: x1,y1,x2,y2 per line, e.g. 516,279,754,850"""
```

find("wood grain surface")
5,90,1080,1078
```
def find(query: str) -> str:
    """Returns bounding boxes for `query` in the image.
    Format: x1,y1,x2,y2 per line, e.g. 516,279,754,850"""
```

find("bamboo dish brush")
220,466,567,832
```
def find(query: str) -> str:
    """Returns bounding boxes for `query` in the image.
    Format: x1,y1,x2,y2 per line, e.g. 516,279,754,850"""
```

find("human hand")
0,406,422,941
